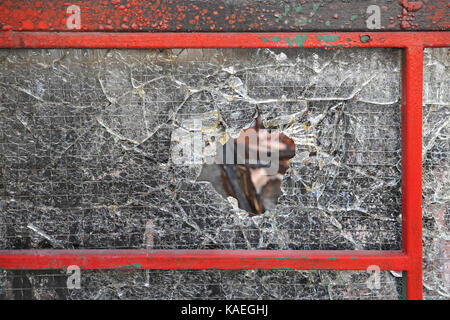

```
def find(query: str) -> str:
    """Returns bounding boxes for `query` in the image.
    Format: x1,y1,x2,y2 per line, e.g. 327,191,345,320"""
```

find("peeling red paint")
0,249,410,272
0,0,448,32
399,0,423,12
0,31,447,49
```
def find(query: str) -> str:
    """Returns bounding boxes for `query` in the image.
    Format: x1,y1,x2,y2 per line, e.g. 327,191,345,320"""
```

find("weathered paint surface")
360,34,371,42
328,257,338,261
112,263,142,269
0,0,448,32
0,249,410,271
0,31,448,49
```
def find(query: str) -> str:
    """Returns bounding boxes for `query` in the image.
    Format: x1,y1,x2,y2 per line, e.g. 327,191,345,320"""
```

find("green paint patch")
295,18,308,26
113,263,142,269
261,35,287,44
350,15,358,21
301,256,310,260
360,35,370,43
284,6,290,16
285,37,293,47
328,257,338,261
270,36,282,42
313,5,320,11
325,21,331,26
352,257,357,260
317,35,340,43
346,38,351,42
293,34,308,47
295,5,302,12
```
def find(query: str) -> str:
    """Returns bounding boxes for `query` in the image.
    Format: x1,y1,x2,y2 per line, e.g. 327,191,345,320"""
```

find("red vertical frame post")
402,45,424,300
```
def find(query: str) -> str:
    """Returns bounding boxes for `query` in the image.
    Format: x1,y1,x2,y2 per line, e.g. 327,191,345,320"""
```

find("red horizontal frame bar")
0,31,449,48
0,250,409,271
0,30,446,299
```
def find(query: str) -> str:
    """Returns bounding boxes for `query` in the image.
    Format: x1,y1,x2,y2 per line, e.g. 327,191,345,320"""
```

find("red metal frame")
0,31,449,300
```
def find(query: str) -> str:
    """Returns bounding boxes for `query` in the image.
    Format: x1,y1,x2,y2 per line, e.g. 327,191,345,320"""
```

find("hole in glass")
198,114,296,215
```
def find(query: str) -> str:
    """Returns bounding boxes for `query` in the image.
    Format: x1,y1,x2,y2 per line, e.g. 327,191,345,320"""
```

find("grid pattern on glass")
0,48,401,251
422,48,449,300
0,269,404,300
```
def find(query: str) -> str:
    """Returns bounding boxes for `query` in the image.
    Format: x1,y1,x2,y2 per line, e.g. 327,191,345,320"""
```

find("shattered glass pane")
2,46,446,300
422,48,449,300
0,269,403,300
0,48,402,252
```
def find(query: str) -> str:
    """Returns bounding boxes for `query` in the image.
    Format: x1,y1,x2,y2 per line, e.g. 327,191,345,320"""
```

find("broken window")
0,47,447,299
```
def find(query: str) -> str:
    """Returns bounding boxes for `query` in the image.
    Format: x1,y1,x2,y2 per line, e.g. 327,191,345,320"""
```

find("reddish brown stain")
399,0,423,12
